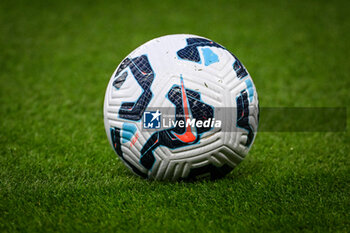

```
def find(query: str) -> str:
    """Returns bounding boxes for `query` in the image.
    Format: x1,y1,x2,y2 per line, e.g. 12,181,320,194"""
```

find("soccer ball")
103,34,259,181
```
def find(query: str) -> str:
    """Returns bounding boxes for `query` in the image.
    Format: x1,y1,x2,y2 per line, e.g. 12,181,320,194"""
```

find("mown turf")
1,0,349,232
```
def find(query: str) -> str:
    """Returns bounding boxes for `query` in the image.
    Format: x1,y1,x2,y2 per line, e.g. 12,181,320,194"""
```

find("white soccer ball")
103,34,259,181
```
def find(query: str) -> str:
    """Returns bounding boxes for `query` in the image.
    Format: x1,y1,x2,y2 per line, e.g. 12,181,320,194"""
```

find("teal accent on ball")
122,123,137,143
245,79,254,102
201,48,219,66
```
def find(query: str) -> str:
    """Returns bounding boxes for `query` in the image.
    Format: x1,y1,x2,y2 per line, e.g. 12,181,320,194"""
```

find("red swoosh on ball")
173,76,196,143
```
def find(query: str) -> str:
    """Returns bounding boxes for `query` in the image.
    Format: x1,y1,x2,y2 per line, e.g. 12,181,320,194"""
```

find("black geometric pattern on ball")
117,55,154,121
233,59,248,79
236,90,254,147
177,38,225,63
113,71,128,89
177,37,248,79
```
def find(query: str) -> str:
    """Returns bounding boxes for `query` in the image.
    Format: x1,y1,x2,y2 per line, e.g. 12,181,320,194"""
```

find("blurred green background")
1,0,349,232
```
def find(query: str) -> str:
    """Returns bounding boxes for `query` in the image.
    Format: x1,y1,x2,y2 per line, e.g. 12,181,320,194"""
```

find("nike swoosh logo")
173,76,197,143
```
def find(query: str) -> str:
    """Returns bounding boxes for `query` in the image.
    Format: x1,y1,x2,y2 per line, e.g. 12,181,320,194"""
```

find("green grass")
1,0,349,232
